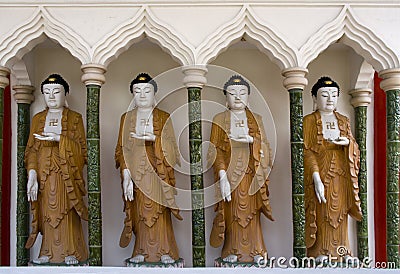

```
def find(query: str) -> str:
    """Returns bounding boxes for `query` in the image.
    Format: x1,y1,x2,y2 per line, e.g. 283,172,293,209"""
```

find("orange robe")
115,108,182,262
25,108,88,263
304,111,362,258
209,109,273,262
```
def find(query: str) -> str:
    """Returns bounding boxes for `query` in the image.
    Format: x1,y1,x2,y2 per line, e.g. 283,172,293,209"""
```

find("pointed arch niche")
99,38,194,266
8,36,88,266
305,42,376,260
202,36,293,263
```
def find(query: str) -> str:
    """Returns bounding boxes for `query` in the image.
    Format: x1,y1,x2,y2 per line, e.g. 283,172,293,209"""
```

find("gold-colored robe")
209,109,273,262
304,111,362,258
115,107,182,262
25,108,88,263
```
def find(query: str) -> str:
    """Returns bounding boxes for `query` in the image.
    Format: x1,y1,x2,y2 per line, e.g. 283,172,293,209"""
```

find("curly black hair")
223,75,250,95
311,76,340,97
129,73,158,93
41,74,69,95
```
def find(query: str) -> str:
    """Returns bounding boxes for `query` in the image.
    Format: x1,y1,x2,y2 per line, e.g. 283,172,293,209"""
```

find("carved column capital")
379,68,400,92
349,88,372,108
182,65,208,89
0,66,10,89
81,64,107,86
13,85,35,104
282,67,308,91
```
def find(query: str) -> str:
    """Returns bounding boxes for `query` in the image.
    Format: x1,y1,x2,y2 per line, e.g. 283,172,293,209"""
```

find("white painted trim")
0,6,91,67
299,5,399,71
92,6,194,66
196,5,297,69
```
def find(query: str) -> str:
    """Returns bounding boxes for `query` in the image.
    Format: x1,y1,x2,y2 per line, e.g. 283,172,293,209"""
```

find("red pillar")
374,72,387,262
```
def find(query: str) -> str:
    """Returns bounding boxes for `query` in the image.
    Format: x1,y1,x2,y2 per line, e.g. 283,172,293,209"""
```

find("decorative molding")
195,5,297,69
354,61,374,90
0,6,91,67
281,67,308,91
0,66,10,89
182,65,208,89
379,68,400,92
13,85,35,105
92,6,194,66
81,64,107,87
349,88,372,108
11,60,32,86
299,5,399,71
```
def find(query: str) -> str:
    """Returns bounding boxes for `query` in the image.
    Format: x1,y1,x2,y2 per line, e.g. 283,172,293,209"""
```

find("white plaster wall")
8,37,375,266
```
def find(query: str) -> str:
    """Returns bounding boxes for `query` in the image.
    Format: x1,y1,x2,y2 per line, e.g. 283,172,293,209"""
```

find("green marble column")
349,88,372,261
13,85,35,266
379,68,400,268
82,64,106,266
282,68,308,261
16,103,30,266
183,66,207,267
385,89,400,268
188,87,205,267
289,88,306,260
354,106,369,260
86,84,102,266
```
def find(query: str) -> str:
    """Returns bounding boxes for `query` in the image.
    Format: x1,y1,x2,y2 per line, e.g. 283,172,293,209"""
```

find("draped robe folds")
24,108,88,263
209,109,273,262
304,111,362,258
115,108,182,262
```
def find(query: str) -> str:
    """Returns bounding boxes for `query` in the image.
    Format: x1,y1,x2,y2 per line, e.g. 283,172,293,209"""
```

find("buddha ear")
312,96,317,111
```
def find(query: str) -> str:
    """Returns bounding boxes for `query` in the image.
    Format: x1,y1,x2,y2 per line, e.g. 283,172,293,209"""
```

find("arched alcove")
305,42,375,260
99,38,193,266
204,39,292,264
10,37,88,265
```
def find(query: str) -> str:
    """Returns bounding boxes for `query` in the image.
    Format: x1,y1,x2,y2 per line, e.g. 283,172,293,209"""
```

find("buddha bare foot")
315,255,329,265
222,254,238,263
32,256,50,264
65,256,78,265
129,254,145,263
161,255,175,264
343,255,360,265
254,254,265,264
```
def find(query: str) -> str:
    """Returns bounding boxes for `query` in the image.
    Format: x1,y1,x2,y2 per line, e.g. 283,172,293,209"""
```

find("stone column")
0,67,10,265
349,88,372,261
13,85,35,266
378,68,400,268
182,65,207,267
282,67,308,260
81,64,106,266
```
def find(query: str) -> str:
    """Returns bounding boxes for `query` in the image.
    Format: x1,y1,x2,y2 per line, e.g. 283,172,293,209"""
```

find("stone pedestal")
125,258,184,268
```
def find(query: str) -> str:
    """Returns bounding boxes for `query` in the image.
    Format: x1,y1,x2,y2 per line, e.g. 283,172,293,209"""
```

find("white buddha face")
42,83,66,110
133,83,155,109
226,84,249,111
314,86,338,113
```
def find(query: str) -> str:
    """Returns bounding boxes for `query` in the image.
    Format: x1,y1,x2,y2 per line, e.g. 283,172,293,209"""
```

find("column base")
124,258,184,268
28,260,89,266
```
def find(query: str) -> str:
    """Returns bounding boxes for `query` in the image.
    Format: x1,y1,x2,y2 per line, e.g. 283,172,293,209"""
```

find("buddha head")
130,73,157,109
311,76,340,113
223,75,250,111
41,74,69,110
